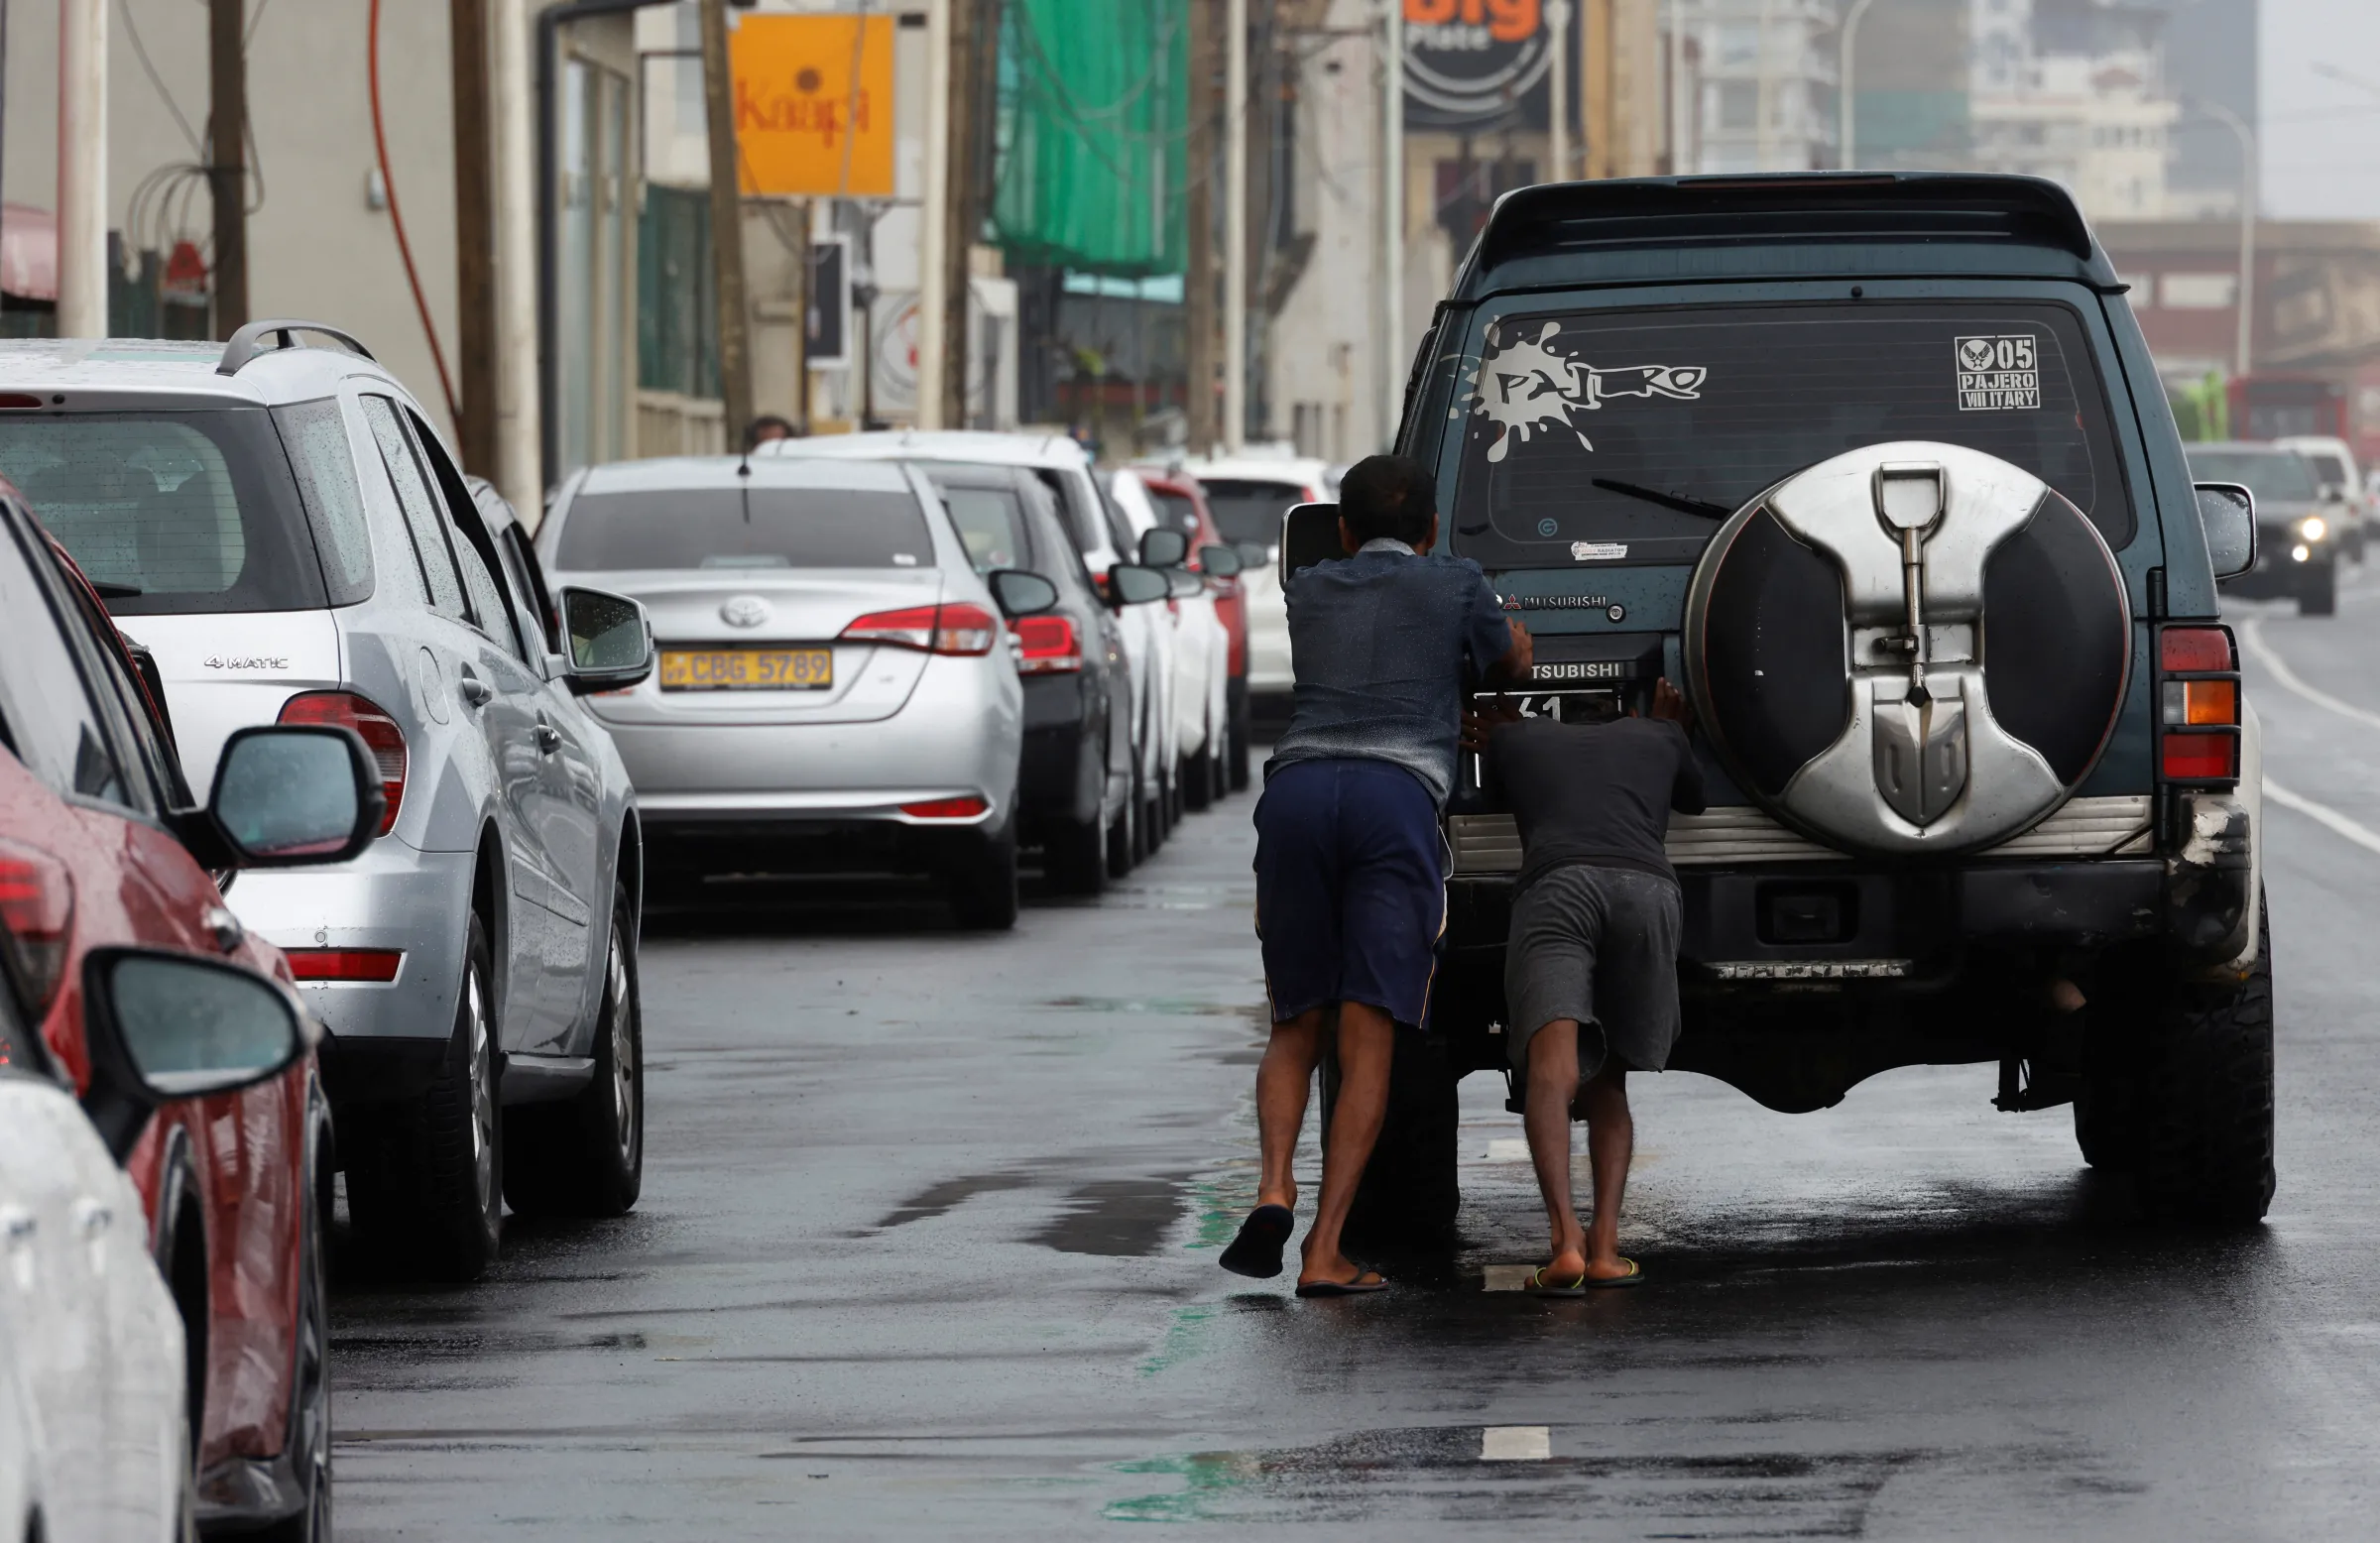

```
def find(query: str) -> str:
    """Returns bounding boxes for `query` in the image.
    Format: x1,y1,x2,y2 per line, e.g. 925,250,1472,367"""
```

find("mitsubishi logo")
721,595,772,629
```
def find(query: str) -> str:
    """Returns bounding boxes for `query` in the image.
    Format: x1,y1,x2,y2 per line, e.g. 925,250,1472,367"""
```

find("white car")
2275,434,2370,559
1,944,315,1543
1169,455,1336,712
1110,469,1233,809
765,430,1180,863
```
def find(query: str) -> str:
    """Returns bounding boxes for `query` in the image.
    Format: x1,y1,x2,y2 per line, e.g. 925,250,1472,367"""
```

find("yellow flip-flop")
1525,1257,1641,1294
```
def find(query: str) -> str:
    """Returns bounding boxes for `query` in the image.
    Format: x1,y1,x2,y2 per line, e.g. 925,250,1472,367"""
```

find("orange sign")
1405,0,1540,41
729,14,895,198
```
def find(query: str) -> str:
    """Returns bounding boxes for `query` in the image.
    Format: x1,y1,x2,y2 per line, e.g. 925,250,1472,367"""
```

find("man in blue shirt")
1219,454,1531,1295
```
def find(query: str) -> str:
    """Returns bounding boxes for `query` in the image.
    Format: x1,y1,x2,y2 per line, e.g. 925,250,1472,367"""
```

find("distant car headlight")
2300,515,2328,543
2292,543,2313,562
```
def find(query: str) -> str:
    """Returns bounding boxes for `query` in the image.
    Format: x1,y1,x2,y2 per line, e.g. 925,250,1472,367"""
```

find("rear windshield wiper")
1591,478,1733,520
90,580,143,599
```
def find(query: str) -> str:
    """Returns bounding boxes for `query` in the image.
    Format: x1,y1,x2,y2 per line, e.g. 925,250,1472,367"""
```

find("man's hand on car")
1648,677,1692,727
1497,619,1535,679
1461,694,1524,753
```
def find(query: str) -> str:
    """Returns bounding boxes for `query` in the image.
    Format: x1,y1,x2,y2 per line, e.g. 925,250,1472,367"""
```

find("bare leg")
1523,1021,1589,1282
1300,1002,1395,1287
1578,1061,1634,1280
1253,1007,1330,1212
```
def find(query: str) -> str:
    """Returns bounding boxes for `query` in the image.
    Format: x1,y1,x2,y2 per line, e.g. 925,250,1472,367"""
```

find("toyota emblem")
721,595,772,629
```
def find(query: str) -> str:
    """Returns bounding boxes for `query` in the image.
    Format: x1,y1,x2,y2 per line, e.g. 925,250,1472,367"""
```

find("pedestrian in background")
1468,679,1705,1291
1219,453,1532,1295
745,414,796,450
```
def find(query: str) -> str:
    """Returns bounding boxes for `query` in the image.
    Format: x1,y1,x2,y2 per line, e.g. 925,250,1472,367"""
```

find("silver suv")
0,322,657,1280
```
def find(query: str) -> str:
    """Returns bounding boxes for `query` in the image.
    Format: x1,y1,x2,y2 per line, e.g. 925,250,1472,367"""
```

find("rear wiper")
1591,478,1732,520
90,580,143,599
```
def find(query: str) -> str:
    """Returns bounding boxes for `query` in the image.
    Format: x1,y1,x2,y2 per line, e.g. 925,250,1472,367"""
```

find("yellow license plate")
658,648,834,692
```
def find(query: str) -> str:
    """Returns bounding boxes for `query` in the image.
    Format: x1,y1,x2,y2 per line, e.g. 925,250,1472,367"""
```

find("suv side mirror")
1198,543,1243,578
1137,528,1190,568
1107,563,1171,607
559,586,655,694
181,725,384,869
1233,539,1270,573
987,568,1059,619
2196,482,2258,581
78,947,307,1160
1281,502,1343,582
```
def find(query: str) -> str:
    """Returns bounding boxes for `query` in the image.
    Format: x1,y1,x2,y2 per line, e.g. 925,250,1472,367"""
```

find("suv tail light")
0,838,73,1014
285,948,404,983
1012,615,1082,673
2157,626,2240,784
280,691,406,834
840,602,999,656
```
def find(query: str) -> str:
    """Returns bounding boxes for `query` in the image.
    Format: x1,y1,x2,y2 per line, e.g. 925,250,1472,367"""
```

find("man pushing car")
1219,454,1531,1295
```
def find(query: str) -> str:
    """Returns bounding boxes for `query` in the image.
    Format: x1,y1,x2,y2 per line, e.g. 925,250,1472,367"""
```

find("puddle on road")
866,1171,1034,1233
1028,1175,1189,1256
1037,996,1265,1021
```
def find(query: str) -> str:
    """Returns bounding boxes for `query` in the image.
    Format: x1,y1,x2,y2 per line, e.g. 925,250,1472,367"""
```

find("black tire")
1105,784,1136,879
255,1116,332,1543
1182,746,1213,813
1130,764,1157,862
1046,804,1109,895
345,914,503,1280
2127,908,2276,1225
1226,686,1251,793
505,887,646,1218
947,818,1020,930
1323,1020,1463,1251
2301,566,2337,616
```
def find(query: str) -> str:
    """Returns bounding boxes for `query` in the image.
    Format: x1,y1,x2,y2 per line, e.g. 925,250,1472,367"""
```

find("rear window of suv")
0,411,330,614
554,488,933,570
1446,301,2129,567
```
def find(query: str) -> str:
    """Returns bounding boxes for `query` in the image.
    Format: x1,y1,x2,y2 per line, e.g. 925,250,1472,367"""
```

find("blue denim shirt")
1264,537,1514,805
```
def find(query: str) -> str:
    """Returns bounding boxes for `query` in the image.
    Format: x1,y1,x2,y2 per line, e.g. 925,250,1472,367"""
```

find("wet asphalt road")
334,579,2380,1540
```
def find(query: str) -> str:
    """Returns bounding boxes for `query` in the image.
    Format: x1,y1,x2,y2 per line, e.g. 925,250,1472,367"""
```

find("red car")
0,490,381,1540
1136,471,1253,792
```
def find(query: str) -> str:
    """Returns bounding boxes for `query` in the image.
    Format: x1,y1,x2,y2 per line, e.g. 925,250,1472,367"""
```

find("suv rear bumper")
226,842,473,1044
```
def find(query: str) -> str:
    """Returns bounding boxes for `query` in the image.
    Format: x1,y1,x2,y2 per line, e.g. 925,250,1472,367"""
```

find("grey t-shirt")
1487,716,1708,890
1264,538,1513,805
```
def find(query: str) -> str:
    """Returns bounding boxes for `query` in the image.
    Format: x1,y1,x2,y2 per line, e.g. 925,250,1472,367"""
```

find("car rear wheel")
2132,911,2276,1226
1046,804,1109,895
1105,782,1137,879
1181,746,1213,813
1321,1021,1463,1251
505,886,646,1218
345,913,504,1280
947,817,1020,930
1226,685,1252,793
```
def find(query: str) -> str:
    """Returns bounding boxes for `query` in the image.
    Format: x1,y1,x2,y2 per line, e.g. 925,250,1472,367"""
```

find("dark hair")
745,415,797,449
1338,454,1437,546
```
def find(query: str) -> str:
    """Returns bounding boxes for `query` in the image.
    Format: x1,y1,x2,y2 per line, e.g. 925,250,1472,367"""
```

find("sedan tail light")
899,796,990,819
840,602,999,656
0,838,73,1015
1012,615,1083,673
2157,625,2240,785
280,691,406,834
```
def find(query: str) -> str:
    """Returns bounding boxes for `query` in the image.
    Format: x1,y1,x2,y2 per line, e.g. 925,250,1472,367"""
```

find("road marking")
2240,618,2380,733
1482,1425,1552,1461
2263,777,2380,859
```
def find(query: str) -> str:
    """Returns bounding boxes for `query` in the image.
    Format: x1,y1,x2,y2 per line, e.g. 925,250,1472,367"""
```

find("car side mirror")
1281,502,1343,582
192,725,383,868
1107,563,1171,607
1198,543,1243,578
987,568,1059,619
1233,539,1270,573
2195,482,2258,581
559,586,655,695
1166,566,1202,600
1137,527,1190,568
78,947,307,1161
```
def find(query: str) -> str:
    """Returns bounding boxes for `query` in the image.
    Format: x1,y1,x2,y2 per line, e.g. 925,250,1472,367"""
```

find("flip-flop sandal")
1219,1204,1295,1278
1526,1258,1643,1294
1294,1271,1390,1298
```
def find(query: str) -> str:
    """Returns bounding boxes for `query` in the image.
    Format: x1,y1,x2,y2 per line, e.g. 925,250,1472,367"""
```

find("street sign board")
730,15,896,197
1403,0,1565,132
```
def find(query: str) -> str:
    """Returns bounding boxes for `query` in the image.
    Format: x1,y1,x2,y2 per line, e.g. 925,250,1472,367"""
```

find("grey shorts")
1505,865,1683,1078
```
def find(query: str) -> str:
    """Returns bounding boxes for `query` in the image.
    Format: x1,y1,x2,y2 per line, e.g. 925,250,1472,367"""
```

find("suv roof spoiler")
217,319,377,376
1454,172,2109,300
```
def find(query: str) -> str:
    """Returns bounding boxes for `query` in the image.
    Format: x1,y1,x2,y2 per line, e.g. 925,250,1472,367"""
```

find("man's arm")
1650,678,1708,814
1464,575,1533,681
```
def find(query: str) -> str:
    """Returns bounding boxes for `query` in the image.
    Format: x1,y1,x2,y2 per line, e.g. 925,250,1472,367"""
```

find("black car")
926,463,1137,892
1346,173,2272,1239
2187,441,2341,615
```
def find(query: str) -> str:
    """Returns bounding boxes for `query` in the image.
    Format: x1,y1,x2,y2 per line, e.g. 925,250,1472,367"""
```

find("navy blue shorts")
1253,758,1446,1029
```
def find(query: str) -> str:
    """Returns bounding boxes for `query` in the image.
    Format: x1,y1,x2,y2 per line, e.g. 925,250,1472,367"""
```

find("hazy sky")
2262,0,2380,219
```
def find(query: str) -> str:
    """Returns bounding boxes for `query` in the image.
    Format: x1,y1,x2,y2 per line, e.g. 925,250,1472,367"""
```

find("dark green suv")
1360,174,2271,1237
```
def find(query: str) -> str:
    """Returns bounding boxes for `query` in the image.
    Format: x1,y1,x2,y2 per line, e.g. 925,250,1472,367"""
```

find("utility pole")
492,0,540,518
791,200,812,434
939,0,979,430
1223,0,1248,453
1381,0,1404,449
208,0,248,335
452,0,498,472
58,0,106,338
1185,0,1217,455
700,0,754,441
1548,0,1571,182
918,0,951,429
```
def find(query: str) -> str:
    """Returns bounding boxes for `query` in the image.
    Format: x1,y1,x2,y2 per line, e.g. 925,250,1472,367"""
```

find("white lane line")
1482,1425,1552,1462
2264,777,2380,858
2240,617,2380,733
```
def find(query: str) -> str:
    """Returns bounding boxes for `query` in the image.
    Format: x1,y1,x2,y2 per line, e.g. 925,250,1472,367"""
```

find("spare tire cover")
1683,441,2130,857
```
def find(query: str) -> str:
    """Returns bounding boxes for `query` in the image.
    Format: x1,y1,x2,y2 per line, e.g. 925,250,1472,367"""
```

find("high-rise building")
1672,0,1842,174
1967,0,2181,221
